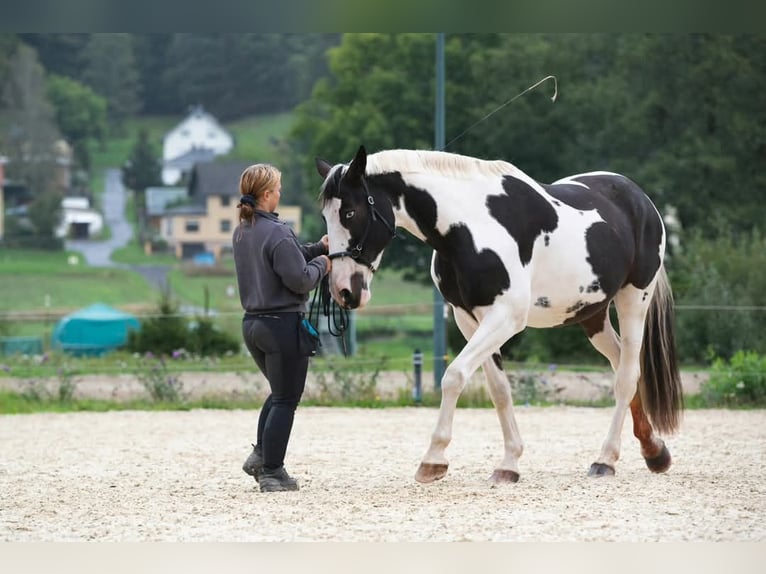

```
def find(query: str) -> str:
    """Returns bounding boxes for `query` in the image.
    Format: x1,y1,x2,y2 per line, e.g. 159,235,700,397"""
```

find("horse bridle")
327,169,396,273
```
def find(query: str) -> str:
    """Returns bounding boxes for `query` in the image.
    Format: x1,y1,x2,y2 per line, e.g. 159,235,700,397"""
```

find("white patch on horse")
322,196,373,308
527,202,606,328
552,171,625,187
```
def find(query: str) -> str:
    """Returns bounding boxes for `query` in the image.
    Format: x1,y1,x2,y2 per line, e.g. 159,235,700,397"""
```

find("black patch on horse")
370,173,511,311
546,176,662,292
488,176,559,266
432,228,510,311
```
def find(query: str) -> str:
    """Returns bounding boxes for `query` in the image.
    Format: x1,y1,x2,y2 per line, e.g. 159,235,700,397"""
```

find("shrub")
188,316,239,356
670,225,766,362
702,350,766,407
126,288,188,355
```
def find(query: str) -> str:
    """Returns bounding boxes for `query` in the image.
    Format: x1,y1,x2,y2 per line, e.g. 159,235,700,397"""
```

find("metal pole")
413,348,423,403
433,32,446,391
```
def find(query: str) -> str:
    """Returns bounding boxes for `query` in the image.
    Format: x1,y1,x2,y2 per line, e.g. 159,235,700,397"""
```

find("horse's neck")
382,174,542,243
381,187,432,243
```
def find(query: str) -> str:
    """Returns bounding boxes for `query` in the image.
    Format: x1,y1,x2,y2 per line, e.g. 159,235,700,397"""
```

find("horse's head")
315,145,396,310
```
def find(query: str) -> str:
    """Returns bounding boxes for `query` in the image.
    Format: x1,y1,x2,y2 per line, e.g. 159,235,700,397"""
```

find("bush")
670,225,766,362
702,350,766,407
188,316,239,356
126,288,240,358
126,289,188,356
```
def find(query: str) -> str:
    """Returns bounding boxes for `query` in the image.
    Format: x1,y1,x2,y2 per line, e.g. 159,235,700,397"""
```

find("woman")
233,163,331,493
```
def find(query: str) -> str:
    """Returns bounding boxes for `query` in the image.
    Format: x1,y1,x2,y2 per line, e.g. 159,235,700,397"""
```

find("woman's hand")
320,235,329,253
320,255,333,274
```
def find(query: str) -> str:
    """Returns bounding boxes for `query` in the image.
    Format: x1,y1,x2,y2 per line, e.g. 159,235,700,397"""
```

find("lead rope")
308,273,350,355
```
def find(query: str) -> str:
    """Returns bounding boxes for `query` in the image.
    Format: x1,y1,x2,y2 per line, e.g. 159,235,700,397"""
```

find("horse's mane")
367,149,521,180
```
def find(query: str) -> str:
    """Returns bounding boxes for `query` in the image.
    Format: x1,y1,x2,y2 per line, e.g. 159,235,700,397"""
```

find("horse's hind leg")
454,308,523,484
630,393,672,473
589,287,651,476
582,299,671,475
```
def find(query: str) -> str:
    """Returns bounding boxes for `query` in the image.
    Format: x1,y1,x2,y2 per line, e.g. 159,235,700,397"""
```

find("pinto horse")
316,145,683,483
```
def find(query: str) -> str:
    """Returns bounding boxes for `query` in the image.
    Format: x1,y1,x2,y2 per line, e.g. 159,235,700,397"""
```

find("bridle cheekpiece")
326,168,396,273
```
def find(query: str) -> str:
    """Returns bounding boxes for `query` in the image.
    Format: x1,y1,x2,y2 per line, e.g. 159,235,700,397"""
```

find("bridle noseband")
327,171,396,273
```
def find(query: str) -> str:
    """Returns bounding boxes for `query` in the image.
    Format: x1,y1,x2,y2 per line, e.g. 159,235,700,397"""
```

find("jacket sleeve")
272,237,328,294
300,240,328,261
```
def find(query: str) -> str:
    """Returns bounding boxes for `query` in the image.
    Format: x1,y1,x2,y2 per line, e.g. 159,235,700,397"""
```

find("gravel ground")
1,405,763,542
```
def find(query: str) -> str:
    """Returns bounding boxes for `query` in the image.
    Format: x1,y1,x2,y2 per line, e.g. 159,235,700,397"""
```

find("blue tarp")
51,303,140,356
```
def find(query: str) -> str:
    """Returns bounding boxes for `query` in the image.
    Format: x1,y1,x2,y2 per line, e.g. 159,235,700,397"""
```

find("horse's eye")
344,210,355,220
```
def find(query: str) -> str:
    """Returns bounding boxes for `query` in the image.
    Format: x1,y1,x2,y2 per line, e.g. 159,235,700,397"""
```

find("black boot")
259,466,299,492
242,444,264,481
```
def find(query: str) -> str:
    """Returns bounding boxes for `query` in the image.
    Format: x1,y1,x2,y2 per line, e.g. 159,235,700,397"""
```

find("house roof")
162,147,217,170
145,186,189,216
188,161,251,198
163,204,207,216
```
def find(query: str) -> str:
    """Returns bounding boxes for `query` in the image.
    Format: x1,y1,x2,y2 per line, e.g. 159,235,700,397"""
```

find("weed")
311,356,389,404
702,350,766,407
135,355,186,403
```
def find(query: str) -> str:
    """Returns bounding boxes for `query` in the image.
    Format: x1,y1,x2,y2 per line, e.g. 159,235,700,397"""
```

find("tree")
1,43,63,247
121,127,161,240
289,33,495,277
132,34,177,114
81,33,141,133
122,128,161,195
17,34,90,80
160,33,341,120
47,74,107,171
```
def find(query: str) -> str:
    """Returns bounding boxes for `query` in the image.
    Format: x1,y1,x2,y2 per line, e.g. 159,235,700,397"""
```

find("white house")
161,106,234,185
56,196,104,239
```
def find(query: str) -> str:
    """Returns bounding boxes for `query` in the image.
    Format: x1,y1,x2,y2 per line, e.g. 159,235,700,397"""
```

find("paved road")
66,168,134,268
65,169,171,291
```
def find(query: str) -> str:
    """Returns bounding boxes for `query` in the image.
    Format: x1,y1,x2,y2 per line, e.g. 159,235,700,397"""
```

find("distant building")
1,140,74,242
156,162,301,261
161,106,234,185
145,186,188,236
56,196,104,239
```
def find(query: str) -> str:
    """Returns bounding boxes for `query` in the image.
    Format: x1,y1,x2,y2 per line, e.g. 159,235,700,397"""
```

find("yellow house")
159,162,302,261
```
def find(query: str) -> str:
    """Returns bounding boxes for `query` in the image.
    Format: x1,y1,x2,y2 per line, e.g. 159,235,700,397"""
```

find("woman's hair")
237,163,281,222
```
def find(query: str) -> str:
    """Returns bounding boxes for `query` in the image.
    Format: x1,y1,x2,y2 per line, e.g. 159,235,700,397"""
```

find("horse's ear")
346,145,367,182
315,157,333,179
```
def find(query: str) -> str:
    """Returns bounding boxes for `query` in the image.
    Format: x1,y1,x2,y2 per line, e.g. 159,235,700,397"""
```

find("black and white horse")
316,145,683,483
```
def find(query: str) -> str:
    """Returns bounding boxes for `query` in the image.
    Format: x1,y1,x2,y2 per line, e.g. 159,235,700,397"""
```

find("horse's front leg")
415,306,522,484
452,308,523,484
482,354,523,483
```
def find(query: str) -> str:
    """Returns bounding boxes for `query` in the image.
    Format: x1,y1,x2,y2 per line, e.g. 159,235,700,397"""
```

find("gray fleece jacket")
232,210,328,314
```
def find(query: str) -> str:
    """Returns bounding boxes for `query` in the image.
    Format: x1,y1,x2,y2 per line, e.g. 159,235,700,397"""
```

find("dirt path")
1,406,763,541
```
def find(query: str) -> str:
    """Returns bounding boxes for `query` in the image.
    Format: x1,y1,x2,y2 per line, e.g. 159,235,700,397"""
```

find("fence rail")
3,302,766,322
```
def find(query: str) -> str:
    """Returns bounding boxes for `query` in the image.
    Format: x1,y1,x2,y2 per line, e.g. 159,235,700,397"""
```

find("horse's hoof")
588,462,616,477
489,469,520,484
415,462,449,483
644,443,672,473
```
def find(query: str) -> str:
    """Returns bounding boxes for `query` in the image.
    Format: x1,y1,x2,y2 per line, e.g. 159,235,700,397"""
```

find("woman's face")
263,177,282,212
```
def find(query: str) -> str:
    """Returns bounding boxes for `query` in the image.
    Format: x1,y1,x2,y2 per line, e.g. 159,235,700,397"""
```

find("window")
185,220,199,233
220,219,231,233
220,196,230,207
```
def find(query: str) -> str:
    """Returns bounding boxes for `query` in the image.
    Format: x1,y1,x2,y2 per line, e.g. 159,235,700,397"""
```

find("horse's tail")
639,265,684,435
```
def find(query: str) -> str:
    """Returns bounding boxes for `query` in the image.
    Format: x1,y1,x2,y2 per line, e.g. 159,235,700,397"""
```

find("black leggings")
242,312,309,470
